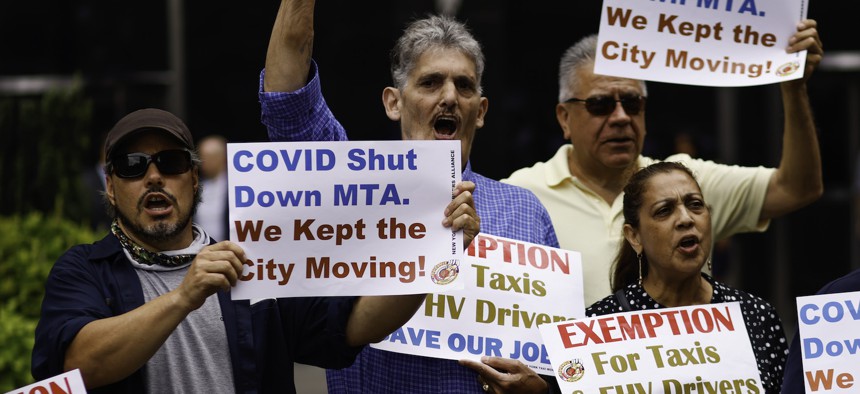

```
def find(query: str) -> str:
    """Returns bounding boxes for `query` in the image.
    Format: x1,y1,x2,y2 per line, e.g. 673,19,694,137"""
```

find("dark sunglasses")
111,149,193,178
564,94,646,116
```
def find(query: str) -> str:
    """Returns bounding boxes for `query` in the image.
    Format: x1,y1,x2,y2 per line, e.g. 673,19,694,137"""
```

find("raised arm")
259,0,347,142
760,19,824,220
64,242,246,388
264,0,315,92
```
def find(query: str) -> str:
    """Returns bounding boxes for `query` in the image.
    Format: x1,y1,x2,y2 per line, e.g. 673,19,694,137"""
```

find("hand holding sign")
459,356,548,394
444,181,479,249
785,19,823,85
177,241,247,311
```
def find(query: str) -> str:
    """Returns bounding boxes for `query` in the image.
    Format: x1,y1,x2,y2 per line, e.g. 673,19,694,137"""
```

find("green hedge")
0,213,99,391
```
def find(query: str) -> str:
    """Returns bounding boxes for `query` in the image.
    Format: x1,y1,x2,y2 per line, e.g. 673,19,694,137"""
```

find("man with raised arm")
505,25,824,306
260,0,559,393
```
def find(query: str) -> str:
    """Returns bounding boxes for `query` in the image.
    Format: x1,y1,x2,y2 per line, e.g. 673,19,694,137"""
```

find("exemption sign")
539,302,764,392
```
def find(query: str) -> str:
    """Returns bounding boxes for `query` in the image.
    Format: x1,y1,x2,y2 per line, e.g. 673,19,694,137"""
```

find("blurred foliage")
0,77,93,223
0,303,39,391
0,79,100,391
0,212,99,391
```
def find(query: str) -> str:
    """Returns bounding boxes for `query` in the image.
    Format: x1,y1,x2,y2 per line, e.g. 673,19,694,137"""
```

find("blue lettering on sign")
736,0,760,16
648,0,766,17
382,327,442,349
800,304,821,325
257,150,278,171
333,184,407,206
800,300,860,325
234,185,322,207
447,333,503,356
804,337,860,359
233,150,254,172
508,340,551,363
232,149,336,172
347,148,419,171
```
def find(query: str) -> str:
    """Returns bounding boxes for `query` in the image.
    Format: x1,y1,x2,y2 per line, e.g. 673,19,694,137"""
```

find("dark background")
1,1,858,338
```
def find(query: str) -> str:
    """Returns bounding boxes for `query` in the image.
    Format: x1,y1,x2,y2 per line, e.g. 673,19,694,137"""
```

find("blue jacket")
32,233,362,393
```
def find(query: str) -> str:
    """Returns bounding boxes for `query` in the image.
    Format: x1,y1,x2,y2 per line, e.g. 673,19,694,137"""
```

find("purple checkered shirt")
260,62,559,393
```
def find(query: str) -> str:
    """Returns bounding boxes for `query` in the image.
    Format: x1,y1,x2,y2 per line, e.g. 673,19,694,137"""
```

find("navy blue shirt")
32,233,362,393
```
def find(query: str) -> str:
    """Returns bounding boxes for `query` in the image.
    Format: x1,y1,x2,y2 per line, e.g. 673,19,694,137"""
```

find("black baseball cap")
104,108,194,160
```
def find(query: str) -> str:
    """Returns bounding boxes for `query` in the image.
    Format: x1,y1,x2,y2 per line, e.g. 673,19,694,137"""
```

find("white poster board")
595,0,808,86
227,140,463,299
5,369,87,394
795,291,860,392
539,302,764,392
372,233,585,373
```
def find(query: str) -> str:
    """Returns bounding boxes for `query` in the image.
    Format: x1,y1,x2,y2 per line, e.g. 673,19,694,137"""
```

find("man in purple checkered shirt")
258,1,560,393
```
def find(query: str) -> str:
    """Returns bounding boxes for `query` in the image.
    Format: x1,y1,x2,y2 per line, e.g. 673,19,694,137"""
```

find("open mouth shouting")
434,114,458,139
677,234,700,255
141,192,175,217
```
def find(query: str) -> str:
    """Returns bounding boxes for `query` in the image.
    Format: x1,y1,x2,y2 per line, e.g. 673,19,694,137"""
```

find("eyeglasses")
111,149,193,178
564,94,646,116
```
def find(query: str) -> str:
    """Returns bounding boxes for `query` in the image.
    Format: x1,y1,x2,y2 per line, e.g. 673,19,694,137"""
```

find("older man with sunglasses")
504,24,824,306
32,108,432,393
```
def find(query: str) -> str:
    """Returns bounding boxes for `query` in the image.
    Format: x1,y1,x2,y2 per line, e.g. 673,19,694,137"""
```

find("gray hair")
390,15,485,94
558,34,647,102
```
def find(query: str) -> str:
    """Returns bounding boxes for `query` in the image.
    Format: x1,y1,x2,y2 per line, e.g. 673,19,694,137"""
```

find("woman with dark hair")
586,161,788,393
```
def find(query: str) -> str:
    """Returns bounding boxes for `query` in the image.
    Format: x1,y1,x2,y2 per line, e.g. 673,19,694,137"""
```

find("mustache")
137,186,179,209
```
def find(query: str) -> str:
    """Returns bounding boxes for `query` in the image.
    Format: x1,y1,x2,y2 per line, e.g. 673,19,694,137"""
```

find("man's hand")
785,19,822,85
459,357,548,394
64,241,247,389
443,181,480,249
176,241,246,312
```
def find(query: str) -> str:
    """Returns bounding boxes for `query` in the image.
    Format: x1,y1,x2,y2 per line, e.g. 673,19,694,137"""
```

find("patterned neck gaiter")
111,220,196,267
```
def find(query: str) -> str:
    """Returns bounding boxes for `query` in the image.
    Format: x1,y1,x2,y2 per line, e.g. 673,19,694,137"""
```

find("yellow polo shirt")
503,144,774,306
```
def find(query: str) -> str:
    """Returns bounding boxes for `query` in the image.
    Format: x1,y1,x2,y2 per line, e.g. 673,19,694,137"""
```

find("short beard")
115,186,200,246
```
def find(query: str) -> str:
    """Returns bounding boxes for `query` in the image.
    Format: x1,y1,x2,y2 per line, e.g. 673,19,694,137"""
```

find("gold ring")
482,383,489,392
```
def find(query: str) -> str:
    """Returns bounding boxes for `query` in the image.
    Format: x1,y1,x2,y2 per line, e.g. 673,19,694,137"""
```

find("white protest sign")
595,0,808,86
795,291,860,392
539,302,763,393
5,369,87,394
372,233,584,373
227,140,463,299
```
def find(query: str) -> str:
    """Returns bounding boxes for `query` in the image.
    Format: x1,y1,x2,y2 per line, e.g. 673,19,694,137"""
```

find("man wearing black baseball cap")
32,108,430,393
103,108,195,159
